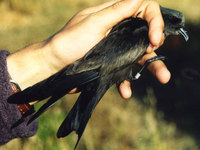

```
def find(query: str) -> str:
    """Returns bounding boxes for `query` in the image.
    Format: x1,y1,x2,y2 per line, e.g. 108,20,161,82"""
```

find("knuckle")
159,15,165,30
146,0,160,13
111,2,121,10
87,13,96,21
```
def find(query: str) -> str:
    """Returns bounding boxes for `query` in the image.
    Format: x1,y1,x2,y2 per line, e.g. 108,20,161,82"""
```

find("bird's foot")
132,55,166,80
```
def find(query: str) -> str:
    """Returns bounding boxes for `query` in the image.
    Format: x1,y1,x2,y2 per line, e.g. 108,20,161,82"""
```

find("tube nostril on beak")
178,27,189,41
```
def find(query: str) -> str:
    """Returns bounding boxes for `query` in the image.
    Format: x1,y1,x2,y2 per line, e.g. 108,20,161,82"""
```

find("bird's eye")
171,16,182,24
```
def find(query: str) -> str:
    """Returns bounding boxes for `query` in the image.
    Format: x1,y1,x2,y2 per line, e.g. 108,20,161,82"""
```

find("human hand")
46,0,170,99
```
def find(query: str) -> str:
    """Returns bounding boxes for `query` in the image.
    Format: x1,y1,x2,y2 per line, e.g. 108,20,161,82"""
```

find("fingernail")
152,45,159,51
146,43,157,53
121,80,132,99
138,59,142,65
123,86,132,99
146,43,153,53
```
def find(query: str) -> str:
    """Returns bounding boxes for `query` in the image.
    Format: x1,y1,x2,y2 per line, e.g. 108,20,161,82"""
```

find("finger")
119,80,132,99
92,0,144,31
146,33,165,53
29,101,39,105
137,1,164,52
147,4,164,49
138,52,171,84
68,88,78,94
66,0,122,29
78,0,122,15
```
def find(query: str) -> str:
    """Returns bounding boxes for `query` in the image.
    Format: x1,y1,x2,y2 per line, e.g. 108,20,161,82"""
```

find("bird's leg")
132,55,166,80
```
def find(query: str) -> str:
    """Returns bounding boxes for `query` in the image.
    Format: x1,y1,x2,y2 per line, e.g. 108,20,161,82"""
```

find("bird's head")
161,6,189,41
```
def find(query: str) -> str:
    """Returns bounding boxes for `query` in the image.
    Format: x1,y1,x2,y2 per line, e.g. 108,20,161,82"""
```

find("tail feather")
57,79,109,149
25,70,100,125
57,84,97,137
27,96,60,125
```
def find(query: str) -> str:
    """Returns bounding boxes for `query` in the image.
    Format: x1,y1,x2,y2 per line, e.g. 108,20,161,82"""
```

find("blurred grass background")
0,0,200,150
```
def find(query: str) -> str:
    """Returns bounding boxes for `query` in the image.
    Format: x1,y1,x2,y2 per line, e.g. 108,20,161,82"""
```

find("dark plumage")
8,6,188,149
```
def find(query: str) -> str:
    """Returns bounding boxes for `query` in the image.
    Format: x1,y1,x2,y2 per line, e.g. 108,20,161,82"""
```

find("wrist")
7,41,54,89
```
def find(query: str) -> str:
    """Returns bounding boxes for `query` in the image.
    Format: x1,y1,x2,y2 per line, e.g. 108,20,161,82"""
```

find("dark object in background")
8,6,188,149
133,23,200,145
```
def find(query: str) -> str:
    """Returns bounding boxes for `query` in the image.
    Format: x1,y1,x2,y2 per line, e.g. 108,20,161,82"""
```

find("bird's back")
66,17,149,76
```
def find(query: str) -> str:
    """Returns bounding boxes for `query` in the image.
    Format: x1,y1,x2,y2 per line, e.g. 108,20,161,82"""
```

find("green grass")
0,0,199,150
1,88,198,150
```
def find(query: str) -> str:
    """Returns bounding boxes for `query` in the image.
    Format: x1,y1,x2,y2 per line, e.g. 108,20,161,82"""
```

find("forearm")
6,28,92,90
6,40,62,90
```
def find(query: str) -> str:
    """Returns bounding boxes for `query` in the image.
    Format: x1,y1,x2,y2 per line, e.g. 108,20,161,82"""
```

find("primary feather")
8,6,188,149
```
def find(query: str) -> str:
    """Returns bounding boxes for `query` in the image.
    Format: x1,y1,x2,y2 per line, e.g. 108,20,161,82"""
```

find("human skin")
6,0,170,99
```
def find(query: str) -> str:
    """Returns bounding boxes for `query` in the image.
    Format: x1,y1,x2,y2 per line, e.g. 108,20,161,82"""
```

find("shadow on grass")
132,22,200,146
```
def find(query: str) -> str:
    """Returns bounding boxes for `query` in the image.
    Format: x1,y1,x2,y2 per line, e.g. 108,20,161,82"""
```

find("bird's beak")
178,27,189,41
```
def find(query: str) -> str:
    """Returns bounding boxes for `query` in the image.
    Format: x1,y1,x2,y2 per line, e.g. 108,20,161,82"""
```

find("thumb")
91,0,144,32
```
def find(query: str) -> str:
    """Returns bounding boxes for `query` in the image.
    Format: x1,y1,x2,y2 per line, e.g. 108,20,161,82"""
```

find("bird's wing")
56,78,110,149
8,69,99,104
